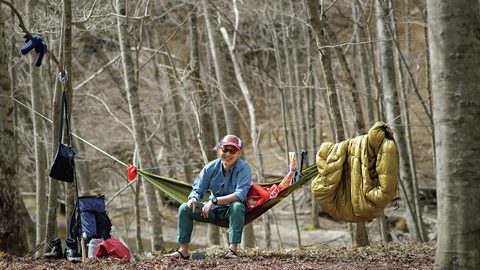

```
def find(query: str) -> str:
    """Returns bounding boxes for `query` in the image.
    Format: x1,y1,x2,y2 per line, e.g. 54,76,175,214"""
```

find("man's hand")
201,200,215,218
187,197,197,208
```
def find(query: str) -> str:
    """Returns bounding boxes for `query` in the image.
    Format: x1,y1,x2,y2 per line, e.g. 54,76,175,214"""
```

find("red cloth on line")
95,237,131,260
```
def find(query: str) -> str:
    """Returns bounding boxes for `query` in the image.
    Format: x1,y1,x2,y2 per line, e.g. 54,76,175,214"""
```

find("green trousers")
177,201,245,244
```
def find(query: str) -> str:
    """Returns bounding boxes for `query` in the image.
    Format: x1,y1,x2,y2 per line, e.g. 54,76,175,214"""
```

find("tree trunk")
421,8,436,171
306,0,345,142
201,0,242,136
353,0,375,123
375,0,425,242
269,4,302,247
304,17,320,228
45,16,64,255
26,0,48,255
151,15,193,184
308,0,371,248
378,213,392,242
358,1,384,123
62,0,78,240
279,3,300,153
0,6,28,255
134,174,143,251
71,123,95,194
286,3,304,247
428,1,480,268
388,1,427,242
267,10,293,248
220,20,267,249
188,4,221,245
322,13,370,247
116,0,163,251
44,171,59,252
202,0,255,247
354,1,390,241
324,18,366,135
168,60,193,183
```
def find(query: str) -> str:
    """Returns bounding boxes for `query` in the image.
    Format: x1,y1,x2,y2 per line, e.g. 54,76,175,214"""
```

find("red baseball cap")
220,135,242,150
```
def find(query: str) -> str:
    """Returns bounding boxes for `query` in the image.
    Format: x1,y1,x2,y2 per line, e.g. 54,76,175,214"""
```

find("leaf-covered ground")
0,242,434,270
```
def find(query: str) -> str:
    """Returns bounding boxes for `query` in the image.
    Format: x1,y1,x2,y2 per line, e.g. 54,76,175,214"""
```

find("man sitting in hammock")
168,135,252,259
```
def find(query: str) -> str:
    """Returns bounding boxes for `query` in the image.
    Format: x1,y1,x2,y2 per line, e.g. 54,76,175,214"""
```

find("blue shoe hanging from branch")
20,33,47,66
1,1,63,69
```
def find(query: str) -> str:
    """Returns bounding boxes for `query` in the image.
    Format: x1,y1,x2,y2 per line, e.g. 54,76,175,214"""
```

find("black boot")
44,237,63,259
65,238,82,263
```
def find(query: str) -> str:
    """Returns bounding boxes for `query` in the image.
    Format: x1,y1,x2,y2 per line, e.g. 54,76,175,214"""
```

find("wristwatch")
211,197,218,205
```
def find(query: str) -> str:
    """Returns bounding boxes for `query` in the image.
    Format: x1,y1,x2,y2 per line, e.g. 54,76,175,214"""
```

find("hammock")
137,164,319,228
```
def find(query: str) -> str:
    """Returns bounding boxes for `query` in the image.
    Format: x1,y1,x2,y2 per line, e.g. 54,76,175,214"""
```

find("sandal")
224,248,238,259
167,250,190,260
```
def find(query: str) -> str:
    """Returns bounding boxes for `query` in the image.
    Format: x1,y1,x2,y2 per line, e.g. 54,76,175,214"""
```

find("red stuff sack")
245,184,271,212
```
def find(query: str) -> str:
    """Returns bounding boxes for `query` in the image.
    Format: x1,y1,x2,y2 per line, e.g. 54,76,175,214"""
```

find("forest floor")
0,199,437,269
0,241,435,269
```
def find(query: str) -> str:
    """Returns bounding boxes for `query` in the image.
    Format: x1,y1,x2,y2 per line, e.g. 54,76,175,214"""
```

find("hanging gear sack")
49,91,75,182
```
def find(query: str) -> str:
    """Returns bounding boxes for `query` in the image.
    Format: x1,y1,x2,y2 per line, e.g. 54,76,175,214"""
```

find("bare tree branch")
0,0,63,71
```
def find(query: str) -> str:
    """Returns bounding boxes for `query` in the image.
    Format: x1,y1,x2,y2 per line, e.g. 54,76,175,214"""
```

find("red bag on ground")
95,237,131,260
245,184,271,212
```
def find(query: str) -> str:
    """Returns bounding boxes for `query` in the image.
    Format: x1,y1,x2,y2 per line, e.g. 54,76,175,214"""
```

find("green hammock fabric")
138,164,319,228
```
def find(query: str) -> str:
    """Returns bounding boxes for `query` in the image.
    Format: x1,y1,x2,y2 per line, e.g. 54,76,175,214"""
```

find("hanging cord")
7,82,433,173
10,94,127,167
9,91,431,173
1,88,318,171
14,90,312,176
384,92,433,128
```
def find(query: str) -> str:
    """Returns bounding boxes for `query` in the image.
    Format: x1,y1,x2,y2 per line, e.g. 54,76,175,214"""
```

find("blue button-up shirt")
188,158,252,204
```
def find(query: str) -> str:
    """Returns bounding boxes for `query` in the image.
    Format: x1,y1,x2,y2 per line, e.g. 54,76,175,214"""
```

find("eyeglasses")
221,147,238,155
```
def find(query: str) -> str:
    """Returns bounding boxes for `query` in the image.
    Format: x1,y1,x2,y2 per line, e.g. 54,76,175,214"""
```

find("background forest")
0,0,479,269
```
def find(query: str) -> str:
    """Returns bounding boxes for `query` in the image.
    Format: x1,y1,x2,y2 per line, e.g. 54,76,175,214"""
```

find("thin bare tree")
220,0,267,248
44,14,63,257
388,1,425,242
353,0,375,123
187,4,224,245
115,0,163,251
375,0,426,242
202,0,256,247
25,0,48,256
307,0,371,248
300,1,321,228
62,0,78,240
306,0,344,142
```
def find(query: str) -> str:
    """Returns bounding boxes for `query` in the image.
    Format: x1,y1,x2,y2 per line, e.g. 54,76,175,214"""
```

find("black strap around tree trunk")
58,90,73,148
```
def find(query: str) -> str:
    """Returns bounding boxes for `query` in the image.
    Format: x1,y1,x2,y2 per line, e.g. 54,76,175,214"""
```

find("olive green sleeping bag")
311,121,399,222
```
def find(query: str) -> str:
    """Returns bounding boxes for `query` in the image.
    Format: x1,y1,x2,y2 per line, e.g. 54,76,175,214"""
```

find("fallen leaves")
0,242,434,270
